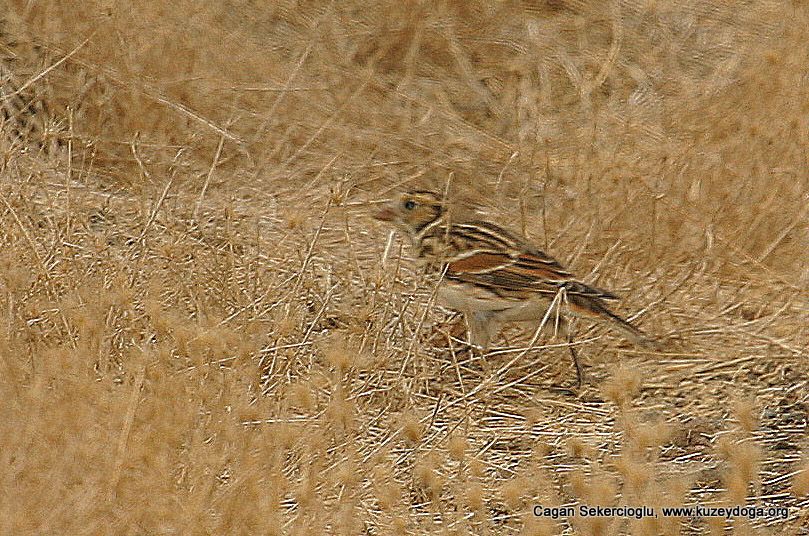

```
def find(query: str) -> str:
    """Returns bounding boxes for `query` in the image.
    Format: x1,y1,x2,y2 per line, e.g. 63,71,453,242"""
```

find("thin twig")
108,357,146,501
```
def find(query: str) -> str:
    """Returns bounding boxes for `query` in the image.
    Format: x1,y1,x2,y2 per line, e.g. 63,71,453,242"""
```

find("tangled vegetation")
1,1,807,534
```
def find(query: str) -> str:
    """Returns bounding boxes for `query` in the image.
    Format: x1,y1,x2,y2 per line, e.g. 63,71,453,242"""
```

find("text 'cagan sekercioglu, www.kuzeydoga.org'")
533,504,791,521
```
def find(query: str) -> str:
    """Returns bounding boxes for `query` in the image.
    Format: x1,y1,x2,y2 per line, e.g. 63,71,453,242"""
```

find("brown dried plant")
1,1,806,534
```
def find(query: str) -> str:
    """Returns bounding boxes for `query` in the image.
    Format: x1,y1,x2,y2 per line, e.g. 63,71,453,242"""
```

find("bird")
373,189,657,387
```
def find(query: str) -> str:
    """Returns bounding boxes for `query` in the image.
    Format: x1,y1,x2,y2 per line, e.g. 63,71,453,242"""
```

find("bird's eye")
404,200,416,210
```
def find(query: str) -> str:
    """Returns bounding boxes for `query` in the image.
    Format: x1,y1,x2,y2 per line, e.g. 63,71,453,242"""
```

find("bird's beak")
373,206,396,222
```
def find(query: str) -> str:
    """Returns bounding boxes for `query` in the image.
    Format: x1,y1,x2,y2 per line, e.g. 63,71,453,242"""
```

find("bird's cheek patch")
374,207,396,222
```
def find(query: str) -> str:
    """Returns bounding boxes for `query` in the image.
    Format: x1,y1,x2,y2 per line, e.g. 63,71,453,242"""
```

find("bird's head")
373,190,446,236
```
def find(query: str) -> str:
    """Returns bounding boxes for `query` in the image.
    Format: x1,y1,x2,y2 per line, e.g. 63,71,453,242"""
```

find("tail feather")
568,295,659,350
601,307,659,350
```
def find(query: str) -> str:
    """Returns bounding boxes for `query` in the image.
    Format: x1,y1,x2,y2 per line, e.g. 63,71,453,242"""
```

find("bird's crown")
374,190,446,234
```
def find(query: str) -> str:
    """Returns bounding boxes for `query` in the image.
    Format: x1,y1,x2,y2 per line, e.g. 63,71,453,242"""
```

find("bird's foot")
425,315,471,351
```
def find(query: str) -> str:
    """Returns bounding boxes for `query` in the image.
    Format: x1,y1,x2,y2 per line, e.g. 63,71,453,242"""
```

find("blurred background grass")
1,1,806,534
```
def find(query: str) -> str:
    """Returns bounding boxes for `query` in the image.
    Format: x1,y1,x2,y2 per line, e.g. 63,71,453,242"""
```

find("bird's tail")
600,307,659,350
568,294,660,350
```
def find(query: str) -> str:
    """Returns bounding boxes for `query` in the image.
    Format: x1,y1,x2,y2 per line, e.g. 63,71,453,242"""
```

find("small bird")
374,190,657,387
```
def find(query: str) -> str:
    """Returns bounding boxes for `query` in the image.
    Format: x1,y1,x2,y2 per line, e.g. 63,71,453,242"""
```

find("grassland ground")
1,1,807,534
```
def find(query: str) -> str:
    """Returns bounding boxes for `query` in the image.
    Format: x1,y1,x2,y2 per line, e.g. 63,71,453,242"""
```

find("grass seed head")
398,411,423,445
732,396,759,433
602,365,643,407
2,1,807,533
375,481,401,512
287,380,317,412
447,432,467,461
567,437,596,460
414,455,443,501
521,516,557,536
274,307,300,338
321,334,356,372
468,458,485,478
325,385,355,433
615,455,652,496
630,418,674,452
523,406,545,428
390,515,408,535
465,481,485,512
500,477,528,511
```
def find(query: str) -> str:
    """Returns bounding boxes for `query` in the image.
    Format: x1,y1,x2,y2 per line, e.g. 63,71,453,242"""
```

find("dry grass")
1,1,807,534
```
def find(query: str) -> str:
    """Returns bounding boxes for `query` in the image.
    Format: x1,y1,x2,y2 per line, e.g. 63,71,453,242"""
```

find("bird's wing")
446,249,618,300
442,221,619,300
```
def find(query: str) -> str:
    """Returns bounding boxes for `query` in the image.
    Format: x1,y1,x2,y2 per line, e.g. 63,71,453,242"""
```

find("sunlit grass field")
1,1,807,534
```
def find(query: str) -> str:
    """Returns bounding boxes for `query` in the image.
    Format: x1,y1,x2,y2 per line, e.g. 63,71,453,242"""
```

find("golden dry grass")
1,1,807,534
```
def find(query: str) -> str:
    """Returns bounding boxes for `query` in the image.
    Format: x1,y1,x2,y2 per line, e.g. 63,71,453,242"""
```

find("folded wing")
446,249,618,301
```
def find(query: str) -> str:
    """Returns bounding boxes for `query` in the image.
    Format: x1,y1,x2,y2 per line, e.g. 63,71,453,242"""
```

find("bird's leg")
464,311,500,373
545,342,581,396
556,290,582,389
546,316,583,394
466,311,498,352
426,312,466,348
559,314,583,389
567,332,583,389
447,313,469,343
